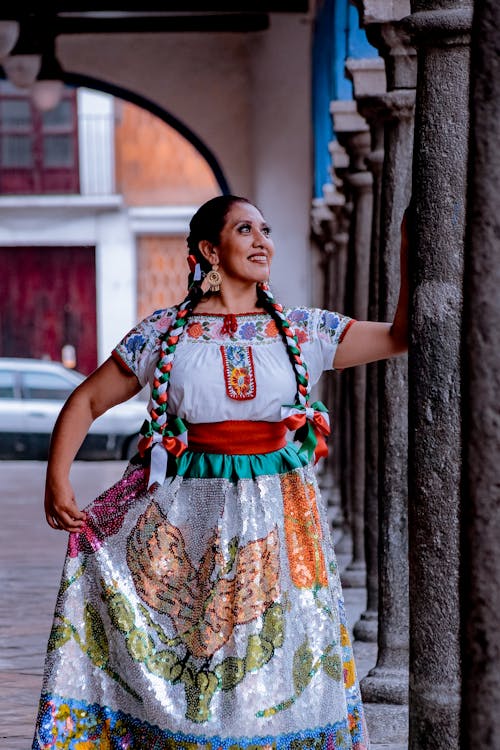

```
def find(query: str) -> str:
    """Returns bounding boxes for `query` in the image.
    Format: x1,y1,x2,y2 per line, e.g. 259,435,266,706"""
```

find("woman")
34,195,408,749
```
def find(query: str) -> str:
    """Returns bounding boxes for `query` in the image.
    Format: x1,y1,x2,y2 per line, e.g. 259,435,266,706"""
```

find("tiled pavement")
0,461,405,750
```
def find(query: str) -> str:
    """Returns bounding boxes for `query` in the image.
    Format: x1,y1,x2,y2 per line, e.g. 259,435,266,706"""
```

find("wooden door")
0,246,97,374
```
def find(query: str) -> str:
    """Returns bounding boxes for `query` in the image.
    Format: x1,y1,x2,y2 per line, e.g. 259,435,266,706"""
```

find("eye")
238,223,251,233
262,225,272,236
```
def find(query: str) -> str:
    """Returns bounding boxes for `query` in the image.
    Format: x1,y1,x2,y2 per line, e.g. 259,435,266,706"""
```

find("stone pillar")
461,1,500,746
345,57,387,643
331,100,373,588
327,149,354,550
360,89,414,709
403,3,472,748
310,198,343,527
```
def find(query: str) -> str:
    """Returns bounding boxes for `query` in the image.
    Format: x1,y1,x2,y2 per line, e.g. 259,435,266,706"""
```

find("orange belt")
187,421,287,455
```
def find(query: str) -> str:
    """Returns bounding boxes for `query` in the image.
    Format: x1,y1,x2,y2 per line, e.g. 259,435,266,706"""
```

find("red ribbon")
283,409,330,463
162,435,188,458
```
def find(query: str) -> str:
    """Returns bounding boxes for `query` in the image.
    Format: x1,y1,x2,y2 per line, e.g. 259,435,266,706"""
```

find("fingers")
44,496,86,533
46,509,86,532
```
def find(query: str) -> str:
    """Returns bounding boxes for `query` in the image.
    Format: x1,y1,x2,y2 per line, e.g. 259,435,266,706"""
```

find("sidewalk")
0,461,405,750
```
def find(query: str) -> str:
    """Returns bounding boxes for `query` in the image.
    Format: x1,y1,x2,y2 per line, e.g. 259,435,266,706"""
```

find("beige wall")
58,13,313,306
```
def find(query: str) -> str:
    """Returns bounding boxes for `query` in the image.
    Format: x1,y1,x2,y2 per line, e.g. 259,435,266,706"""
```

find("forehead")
225,203,266,225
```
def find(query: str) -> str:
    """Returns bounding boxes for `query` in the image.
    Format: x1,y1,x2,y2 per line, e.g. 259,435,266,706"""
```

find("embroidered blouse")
112,308,353,425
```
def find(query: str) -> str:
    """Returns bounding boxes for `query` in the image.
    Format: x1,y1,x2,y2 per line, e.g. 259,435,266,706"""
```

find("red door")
0,246,97,374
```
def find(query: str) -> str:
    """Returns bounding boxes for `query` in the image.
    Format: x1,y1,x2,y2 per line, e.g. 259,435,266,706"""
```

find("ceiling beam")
53,14,270,34
0,2,309,17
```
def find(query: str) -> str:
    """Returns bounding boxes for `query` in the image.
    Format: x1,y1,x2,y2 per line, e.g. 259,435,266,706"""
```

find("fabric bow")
138,416,188,488
281,401,331,464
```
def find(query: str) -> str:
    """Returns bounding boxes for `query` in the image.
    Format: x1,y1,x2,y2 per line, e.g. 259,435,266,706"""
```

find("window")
21,371,74,401
0,370,16,399
0,84,79,194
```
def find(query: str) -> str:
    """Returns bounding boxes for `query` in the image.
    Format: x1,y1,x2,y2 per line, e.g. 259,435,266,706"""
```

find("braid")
149,284,203,441
257,283,310,408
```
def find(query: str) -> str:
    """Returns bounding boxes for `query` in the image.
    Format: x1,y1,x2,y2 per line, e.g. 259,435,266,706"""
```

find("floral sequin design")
109,500,284,721
34,693,368,749
220,345,257,400
280,473,328,590
68,467,148,558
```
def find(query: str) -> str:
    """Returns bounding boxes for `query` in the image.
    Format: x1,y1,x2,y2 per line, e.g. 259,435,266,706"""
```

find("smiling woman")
32,195,408,750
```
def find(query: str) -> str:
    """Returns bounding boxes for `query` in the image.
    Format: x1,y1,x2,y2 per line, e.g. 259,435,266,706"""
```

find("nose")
253,228,271,246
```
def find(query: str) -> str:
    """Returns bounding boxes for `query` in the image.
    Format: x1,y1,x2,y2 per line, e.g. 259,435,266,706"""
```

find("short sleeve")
316,309,356,371
285,307,354,384
111,308,175,387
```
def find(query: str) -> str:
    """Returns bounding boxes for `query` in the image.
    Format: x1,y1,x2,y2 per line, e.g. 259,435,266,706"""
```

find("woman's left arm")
333,211,409,370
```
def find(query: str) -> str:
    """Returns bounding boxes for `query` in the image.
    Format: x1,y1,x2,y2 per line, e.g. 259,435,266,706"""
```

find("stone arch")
63,70,231,196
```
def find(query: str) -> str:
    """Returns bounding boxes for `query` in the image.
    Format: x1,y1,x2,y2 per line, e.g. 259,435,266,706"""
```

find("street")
0,461,127,750
0,461,384,750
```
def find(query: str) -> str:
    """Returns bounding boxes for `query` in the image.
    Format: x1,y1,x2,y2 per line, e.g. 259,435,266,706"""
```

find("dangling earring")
206,263,222,293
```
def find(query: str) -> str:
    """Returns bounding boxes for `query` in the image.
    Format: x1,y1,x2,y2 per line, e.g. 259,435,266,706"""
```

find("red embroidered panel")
220,345,257,401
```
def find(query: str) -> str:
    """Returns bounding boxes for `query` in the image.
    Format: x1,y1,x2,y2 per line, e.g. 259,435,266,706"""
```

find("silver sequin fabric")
32,459,369,749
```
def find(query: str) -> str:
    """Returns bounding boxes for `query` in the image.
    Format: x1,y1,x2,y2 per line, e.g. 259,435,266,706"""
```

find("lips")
248,254,268,262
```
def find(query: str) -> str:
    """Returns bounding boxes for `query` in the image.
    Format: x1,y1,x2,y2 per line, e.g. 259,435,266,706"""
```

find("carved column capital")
345,56,387,98
350,0,411,25
402,7,473,47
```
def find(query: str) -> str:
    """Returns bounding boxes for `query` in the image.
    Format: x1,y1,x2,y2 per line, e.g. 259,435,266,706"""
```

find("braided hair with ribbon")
256,282,330,463
139,195,330,486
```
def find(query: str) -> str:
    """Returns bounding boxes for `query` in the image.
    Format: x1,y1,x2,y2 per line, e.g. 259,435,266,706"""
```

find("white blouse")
113,308,353,424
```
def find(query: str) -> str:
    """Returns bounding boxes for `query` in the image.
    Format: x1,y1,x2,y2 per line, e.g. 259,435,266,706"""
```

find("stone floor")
0,461,406,749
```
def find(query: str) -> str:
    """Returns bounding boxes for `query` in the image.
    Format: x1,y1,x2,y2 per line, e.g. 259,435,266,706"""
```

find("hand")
44,475,86,532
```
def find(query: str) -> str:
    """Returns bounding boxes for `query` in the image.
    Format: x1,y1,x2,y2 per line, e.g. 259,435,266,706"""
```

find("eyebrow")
231,218,269,227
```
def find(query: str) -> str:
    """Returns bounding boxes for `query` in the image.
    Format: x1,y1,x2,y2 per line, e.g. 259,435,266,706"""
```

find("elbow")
389,325,408,356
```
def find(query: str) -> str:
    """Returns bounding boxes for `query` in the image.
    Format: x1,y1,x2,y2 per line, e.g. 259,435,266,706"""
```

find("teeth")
249,255,267,261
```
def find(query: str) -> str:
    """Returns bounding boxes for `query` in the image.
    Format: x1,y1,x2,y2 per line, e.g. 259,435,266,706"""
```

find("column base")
363,702,409,745
334,531,352,554
340,561,366,588
353,609,378,642
361,666,409,705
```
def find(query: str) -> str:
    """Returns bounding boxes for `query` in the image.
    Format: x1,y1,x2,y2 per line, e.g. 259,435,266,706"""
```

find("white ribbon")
147,429,188,489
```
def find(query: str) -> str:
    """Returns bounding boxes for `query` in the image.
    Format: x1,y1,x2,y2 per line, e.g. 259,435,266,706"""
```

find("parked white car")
0,358,148,460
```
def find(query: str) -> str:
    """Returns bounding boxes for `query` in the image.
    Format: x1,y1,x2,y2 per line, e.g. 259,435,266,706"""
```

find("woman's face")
212,202,274,285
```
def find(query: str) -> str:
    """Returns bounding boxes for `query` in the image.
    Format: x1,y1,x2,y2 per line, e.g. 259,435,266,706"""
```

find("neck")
195,281,263,314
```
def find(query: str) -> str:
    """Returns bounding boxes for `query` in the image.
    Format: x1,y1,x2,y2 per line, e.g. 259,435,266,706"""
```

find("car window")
21,371,75,401
0,370,16,398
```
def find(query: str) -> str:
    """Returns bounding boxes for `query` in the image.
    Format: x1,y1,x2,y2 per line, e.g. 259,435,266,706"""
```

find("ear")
198,240,219,265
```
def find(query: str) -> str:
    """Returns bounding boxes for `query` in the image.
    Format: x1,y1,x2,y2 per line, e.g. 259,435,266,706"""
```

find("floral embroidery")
295,329,308,345
288,309,309,324
187,321,204,339
240,322,258,340
265,319,278,337
320,311,343,332
221,345,257,400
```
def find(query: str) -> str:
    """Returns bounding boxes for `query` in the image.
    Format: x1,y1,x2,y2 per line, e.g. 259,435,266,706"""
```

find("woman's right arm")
44,357,142,532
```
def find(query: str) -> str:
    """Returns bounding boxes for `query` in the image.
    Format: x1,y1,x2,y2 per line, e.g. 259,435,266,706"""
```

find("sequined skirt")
32,448,370,749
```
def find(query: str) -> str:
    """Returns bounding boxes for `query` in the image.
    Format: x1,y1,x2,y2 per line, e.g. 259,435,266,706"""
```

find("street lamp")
31,51,64,111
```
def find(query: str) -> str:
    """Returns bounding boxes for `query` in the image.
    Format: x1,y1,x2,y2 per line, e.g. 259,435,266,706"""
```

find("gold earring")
206,263,222,292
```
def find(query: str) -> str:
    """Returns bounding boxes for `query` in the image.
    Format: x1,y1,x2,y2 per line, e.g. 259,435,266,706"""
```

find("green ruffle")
175,442,309,481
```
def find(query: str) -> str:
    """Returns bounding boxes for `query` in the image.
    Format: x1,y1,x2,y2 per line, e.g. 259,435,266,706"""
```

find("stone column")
360,88,414,709
310,198,343,528
331,100,373,588
345,57,387,643
461,1,500,746
327,150,354,550
403,3,472,748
